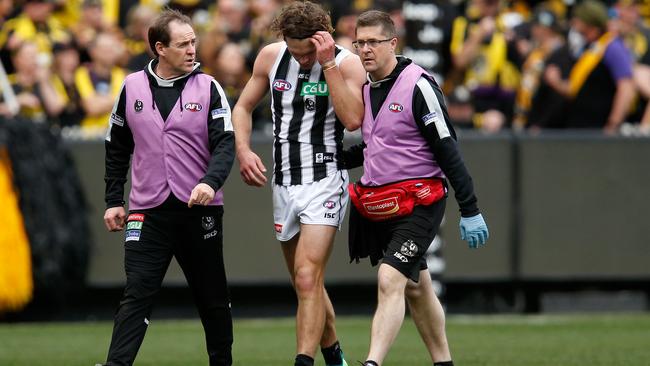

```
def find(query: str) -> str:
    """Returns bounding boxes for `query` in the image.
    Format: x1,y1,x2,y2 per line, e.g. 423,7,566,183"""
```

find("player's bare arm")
310,31,365,131
232,43,281,187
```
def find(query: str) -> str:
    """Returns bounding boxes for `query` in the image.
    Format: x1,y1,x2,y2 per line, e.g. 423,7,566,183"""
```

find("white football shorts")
272,170,349,241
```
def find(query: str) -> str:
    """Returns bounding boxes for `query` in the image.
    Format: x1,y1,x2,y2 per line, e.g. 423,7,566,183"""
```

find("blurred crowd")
1,0,650,138
442,0,650,136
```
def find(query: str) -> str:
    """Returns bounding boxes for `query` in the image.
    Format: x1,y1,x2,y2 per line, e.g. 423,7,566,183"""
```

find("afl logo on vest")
388,103,403,113
272,79,292,91
134,99,143,113
184,103,202,112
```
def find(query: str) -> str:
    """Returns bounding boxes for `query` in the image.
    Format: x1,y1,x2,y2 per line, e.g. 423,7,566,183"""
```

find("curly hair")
271,1,334,39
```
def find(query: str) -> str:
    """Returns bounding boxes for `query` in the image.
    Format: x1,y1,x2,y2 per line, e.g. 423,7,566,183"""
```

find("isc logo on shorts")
203,230,218,239
393,252,409,262
274,223,283,233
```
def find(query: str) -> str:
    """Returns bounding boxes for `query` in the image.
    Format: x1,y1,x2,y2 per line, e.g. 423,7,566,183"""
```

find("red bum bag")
349,178,446,222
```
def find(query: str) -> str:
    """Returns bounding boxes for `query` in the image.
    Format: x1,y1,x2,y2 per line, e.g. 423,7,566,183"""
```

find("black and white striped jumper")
268,43,352,186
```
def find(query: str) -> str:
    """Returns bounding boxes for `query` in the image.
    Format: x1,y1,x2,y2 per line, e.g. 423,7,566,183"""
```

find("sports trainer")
100,9,234,366
231,2,365,366
347,10,489,366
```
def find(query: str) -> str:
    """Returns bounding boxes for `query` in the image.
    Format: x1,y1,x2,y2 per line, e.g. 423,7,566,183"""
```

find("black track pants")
104,197,232,366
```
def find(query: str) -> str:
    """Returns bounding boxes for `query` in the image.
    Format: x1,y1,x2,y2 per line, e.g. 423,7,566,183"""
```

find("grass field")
1,313,649,365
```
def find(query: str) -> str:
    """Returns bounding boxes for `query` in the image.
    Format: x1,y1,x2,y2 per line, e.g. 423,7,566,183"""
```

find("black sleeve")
341,141,366,169
104,85,134,208
199,80,235,192
412,76,479,217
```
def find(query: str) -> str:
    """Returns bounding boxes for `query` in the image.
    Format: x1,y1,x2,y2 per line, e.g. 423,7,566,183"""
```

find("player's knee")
293,266,322,295
377,268,405,297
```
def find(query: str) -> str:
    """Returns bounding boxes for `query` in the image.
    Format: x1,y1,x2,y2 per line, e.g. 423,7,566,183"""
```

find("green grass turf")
1,313,649,365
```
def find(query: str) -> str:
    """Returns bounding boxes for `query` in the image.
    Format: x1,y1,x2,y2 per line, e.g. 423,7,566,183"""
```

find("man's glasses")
352,38,393,49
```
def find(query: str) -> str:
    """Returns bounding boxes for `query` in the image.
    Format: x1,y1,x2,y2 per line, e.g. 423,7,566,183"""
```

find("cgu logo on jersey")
300,82,329,96
273,79,292,91
388,103,403,113
184,103,202,112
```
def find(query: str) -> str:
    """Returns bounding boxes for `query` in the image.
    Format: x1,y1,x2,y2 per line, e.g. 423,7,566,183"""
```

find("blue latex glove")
459,213,489,249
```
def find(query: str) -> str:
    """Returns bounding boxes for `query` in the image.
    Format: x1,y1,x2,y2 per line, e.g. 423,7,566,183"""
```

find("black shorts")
349,199,446,282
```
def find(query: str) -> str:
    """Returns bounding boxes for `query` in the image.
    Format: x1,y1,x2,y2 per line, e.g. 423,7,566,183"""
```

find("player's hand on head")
237,149,267,187
310,31,336,66
104,206,126,232
188,183,216,207
459,213,489,249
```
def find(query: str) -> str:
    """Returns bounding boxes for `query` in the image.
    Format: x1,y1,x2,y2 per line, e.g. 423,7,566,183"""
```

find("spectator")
198,0,252,76
0,0,12,28
513,5,572,131
214,0,251,54
247,0,281,68
544,0,635,133
70,0,121,64
637,0,650,25
74,32,126,130
449,0,521,132
612,0,650,132
210,41,272,130
197,25,228,77
0,41,64,122
210,42,249,107
124,4,156,71
167,0,208,20
51,0,82,29
0,0,68,72
50,40,83,127
445,85,475,128
332,4,358,51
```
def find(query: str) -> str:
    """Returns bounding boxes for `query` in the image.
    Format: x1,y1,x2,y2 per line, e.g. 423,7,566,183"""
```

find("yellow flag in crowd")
0,148,33,313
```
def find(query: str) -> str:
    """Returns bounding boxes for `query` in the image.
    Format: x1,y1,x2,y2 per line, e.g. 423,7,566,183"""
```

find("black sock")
434,361,454,366
294,354,314,366
364,361,379,366
321,341,342,365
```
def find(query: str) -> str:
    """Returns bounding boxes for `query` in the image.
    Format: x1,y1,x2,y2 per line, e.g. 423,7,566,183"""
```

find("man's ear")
155,41,165,57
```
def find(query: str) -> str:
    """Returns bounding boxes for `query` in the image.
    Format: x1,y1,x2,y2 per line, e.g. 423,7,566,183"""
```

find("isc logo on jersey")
300,82,329,96
273,79,292,91
388,103,403,113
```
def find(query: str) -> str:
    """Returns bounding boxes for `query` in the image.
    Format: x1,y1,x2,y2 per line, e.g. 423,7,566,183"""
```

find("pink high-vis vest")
124,71,223,209
361,63,445,186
